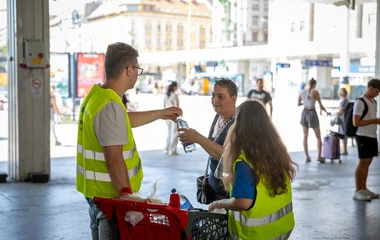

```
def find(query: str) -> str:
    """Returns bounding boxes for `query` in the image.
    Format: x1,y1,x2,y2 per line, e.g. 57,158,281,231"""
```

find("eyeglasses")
130,66,144,76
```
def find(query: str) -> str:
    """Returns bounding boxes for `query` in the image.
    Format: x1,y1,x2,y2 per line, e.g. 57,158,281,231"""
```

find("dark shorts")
355,136,378,159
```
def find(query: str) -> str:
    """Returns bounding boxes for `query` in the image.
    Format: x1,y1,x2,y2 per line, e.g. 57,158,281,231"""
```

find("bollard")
0,173,8,183
26,172,49,183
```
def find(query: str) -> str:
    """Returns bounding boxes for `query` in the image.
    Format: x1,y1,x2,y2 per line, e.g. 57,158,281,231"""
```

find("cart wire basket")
186,210,228,240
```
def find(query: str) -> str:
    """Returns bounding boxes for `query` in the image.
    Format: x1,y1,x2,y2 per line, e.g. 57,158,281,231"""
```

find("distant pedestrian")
336,87,349,155
247,78,273,118
298,78,330,163
352,79,380,201
122,93,136,112
164,81,180,155
50,85,62,146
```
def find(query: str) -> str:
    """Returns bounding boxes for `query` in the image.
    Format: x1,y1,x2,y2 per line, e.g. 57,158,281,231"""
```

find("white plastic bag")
147,178,166,205
125,211,144,227
124,178,166,226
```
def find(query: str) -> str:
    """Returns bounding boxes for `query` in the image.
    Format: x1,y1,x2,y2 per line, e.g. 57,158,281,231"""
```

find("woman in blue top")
208,100,298,239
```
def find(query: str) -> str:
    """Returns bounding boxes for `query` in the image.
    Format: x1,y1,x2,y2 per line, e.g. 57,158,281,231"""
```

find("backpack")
344,98,369,137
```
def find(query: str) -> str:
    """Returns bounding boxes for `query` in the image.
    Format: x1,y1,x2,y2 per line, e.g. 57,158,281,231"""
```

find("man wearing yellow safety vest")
208,100,297,240
76,43,182,240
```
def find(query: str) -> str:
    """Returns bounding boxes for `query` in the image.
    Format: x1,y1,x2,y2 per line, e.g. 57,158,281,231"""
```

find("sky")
0,0,89,27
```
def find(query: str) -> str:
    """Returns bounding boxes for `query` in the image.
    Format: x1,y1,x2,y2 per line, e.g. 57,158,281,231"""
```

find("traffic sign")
305,60,333,67
276,63,291,68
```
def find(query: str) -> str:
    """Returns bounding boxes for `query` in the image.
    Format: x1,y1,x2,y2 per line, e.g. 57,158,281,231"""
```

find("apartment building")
50,0,212,54
211,0,268,47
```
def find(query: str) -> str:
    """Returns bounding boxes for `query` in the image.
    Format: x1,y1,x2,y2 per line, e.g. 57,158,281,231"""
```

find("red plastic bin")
93,197,228,240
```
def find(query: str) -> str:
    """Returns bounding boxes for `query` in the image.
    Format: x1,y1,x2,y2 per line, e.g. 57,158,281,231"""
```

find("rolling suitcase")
322,134,341,163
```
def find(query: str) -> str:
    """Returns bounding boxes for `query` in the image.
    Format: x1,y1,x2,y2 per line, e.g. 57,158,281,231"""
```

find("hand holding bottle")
178,128,200,145
159,107,182,122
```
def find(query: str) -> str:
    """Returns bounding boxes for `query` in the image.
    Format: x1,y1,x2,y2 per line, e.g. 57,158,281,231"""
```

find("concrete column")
340,7,351,85
237,60,250,95
375,0,380,148
7,0,50,181
316,66,333,98
309,3,314,41
356,4,363,38
176,63,186,83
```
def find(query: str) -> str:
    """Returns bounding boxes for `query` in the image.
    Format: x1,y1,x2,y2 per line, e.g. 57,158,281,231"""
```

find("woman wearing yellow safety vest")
209,100,298,240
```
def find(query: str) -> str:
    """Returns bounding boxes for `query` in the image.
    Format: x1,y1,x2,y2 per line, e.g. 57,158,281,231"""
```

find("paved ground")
0,90,378,239
0,146,380,240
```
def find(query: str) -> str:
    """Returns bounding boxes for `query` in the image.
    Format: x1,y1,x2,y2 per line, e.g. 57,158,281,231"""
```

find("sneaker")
55,141,61,146
362,189,380,199
164,150,169,155
306,157,311,163
169,152,179,156
340,151,348,156
353,190,372,201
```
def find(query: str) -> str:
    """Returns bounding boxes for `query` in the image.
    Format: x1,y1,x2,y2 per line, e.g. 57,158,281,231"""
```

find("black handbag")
196,158,214,204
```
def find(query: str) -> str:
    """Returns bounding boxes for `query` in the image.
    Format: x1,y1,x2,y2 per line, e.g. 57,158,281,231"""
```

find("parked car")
0,91,8,111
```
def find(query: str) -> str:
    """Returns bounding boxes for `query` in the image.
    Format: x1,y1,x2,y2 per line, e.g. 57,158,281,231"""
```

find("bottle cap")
171,188,177,193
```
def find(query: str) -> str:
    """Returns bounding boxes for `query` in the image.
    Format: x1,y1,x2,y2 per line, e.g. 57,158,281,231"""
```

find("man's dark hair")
166,81,178,97
256,78,263,83
367,79,380,89
105,42,139,80
214,78,237,96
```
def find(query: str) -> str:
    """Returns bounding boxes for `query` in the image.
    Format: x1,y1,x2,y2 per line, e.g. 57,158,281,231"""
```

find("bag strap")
358,98,369,120
208,114,220,139
203,157,211,180
203,114,235,180
213,115,235,143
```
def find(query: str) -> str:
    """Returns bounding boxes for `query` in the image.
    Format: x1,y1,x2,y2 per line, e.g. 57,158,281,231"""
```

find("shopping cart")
93,197,228,240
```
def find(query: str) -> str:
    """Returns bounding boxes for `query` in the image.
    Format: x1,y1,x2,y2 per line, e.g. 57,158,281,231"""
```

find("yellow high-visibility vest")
228,153,295,240
76,84,143,198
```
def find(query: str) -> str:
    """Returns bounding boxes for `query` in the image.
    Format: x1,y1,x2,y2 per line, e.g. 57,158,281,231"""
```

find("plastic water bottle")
177,116,196,153
171,188,194,210
169,189,180,208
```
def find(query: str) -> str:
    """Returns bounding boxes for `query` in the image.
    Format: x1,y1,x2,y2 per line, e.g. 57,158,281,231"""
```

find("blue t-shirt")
231,161,256,209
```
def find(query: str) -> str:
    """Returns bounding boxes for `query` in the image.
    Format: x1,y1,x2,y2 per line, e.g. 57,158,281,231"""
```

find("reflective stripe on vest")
229,229,293,240
77,144,137,161
76,159,142,182
231,202,293,227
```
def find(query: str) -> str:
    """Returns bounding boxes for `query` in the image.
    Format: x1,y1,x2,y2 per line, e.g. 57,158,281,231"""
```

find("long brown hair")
308,78,317,95
223,100,298,197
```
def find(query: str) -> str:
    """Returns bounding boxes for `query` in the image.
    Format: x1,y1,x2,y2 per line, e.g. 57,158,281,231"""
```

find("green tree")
0,45,7,56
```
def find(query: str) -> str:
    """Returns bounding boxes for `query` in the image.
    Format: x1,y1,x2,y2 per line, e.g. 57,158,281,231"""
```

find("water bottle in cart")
171,188,194,210
177,116,196,153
